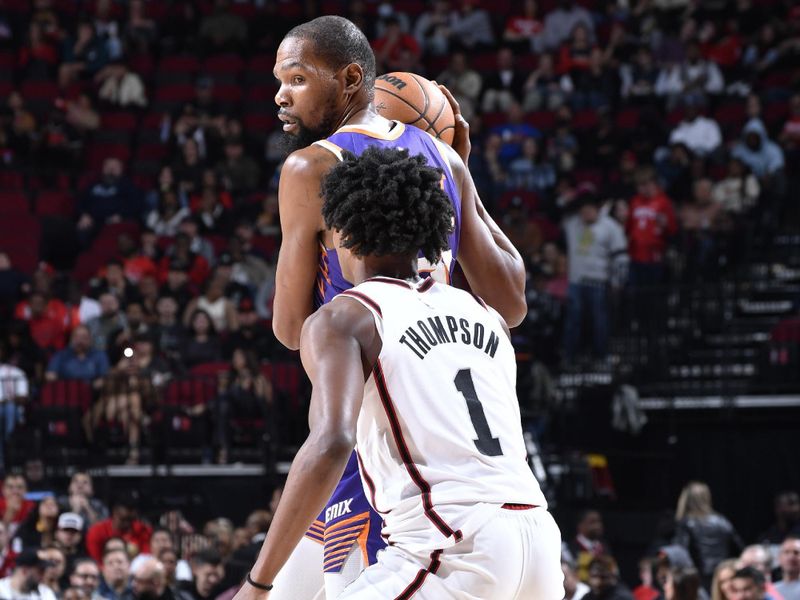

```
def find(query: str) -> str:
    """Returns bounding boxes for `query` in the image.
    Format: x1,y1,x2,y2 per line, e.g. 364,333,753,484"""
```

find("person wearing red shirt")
0,474,36,536
626,167,678,288
85,498,152,563
371,16,421,73
14,292,70,352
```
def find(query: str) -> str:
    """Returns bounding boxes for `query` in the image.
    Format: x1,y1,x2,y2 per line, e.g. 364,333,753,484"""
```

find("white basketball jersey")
337,276,547,552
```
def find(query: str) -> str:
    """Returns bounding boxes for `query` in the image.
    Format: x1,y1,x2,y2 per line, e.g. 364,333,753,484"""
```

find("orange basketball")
374,72,456,145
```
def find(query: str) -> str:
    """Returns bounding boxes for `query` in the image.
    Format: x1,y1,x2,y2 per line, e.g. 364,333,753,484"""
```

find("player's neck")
333,100,383,131
354,256,420,285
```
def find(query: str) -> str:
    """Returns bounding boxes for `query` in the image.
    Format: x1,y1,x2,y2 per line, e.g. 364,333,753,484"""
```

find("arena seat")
35,380,94,447
35,191,74,218
526,110,557,131
0,191,30,215
101,112,139,132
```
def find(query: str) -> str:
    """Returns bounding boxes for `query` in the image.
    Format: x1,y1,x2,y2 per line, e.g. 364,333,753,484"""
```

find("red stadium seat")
0,170,24,191
262,363,303,410
0,191,30,215
572,109,599,130
36,380,93,445
36,190,74,218
714,102,746,127
526,111,557,131
204,54,244,76
190,362,230,378
136,143,169,162
212,83,243,105
243,113,277,135
614,107,641,130
101,112,138,131
84,143,131,170
158,55,200,75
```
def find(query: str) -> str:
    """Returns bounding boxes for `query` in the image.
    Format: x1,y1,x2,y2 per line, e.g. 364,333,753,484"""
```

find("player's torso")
312,121,461,309
340,278,546,551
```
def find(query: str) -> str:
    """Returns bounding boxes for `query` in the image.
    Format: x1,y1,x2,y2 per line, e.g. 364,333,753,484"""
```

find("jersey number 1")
454,369,503,457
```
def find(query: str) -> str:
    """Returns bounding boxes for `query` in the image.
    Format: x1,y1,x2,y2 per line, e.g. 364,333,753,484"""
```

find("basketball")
374,72,456,145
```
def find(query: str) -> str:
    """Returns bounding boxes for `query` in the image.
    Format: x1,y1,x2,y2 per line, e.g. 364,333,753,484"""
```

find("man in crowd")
69,558,103,600
729,566,768,600
176,550,222,600
99,547,131,600
86,497,152,563
583,556,634,600
776,537,800,600
45,325,110,386
58,471,109,526
123,557,172,600
0,548,57,600
55,512,88,578
0,474,35,535
569,510,611,582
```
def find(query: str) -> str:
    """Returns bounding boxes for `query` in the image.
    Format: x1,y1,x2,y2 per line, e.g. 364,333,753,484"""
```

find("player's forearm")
249,433,352,587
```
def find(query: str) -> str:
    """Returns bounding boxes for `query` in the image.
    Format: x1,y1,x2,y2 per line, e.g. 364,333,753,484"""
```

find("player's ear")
343,63,364,96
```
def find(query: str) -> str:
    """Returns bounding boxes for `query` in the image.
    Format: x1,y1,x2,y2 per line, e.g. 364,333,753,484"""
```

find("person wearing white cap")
56,512,89,583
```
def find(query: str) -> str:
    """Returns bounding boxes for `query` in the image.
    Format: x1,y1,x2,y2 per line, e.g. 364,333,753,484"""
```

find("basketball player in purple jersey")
261,15,527,599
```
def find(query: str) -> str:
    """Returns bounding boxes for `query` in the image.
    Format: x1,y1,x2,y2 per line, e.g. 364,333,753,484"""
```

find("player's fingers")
438,84,462,117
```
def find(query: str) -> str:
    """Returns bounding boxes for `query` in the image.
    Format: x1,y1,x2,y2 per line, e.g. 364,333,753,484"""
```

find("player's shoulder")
281,144,339,180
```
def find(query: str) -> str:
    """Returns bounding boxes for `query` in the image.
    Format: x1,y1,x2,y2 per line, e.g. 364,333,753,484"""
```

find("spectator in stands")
16,494,59,548
712,559,738,600
507,137,557,198
413,0,454,57
212,347,272,464
18,22,59,80
503,0,545,53
731,119,786,196
124,557,170,600
673,481,744,589
776,537,800,600
0,340,28,464
564,558,590,600
90,260,139,307
664,567,701,600
0,513,15,578
481,47,526,113
193,186,231,235
739,545,783,600
172,139,206,198
87,293,127,353
98,548,131,600
584,555,634,600
176,218,215,268
557,23,593,77
15,290,70,352
216,136,260,200
668,93,723,159
147,190,190,237
161,234,210,289
548,106,580,173
372,16,421,74
760,492,800,547
183,277,237,334
69,557,102,599
179,310,221,369
39,545,67,596
145,167,187,216
449,0,494,51
0,252,29,316
490,101,540,164
570,510,612,582
59,20,111,88
570,47,618,111
57,472,109,527
0,548,57,600
131,530,189,585
713,158,760,217
54,513,87,576
159,261,194,315
562,187,627,364
729,567,767,600
63,94,101,135
157,548,179,591
45,325,110,386
222,298,276,360
543,0,594,51
123,0,157,55
152,296,184,368
679,178,725,280
77,158,144,243
176,550,221,600
435,52,482,122
656,41,725,108
198,0,247,54
620,46,660,103
523,52,571,112
779,93,800,160
626,167,677,288
86,497,152,564
632,557,659,600
0,474,35,537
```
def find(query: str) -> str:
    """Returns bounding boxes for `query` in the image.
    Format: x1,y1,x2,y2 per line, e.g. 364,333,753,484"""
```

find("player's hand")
437,83,471,164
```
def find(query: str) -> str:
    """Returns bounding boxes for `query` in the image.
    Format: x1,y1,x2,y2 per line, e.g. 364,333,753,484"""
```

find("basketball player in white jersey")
233,146,563,600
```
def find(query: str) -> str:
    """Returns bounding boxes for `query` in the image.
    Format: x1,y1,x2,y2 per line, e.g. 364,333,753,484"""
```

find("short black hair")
321,146,454,265
191,549,222,567
733,566,765,586
285,16,376,100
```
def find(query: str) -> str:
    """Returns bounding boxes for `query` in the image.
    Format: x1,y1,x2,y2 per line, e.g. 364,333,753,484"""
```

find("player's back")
340,277,546,552
312,121,461,308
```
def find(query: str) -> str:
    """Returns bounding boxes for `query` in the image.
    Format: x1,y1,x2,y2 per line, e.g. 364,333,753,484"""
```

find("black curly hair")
321,146,454,264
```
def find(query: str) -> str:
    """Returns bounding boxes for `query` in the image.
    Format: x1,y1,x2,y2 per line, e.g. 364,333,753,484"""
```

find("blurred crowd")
1,468,799,600
0,0,797,475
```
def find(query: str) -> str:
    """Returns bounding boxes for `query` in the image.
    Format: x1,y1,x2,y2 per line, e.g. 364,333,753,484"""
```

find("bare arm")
272,147,338,350
238,300,377,599
437,85,527,326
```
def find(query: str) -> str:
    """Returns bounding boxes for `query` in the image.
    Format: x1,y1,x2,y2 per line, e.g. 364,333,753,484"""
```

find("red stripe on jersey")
356,449,387,515
372,360,463,543
339,290,383,317
393,549,443,600
418,277,435,293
